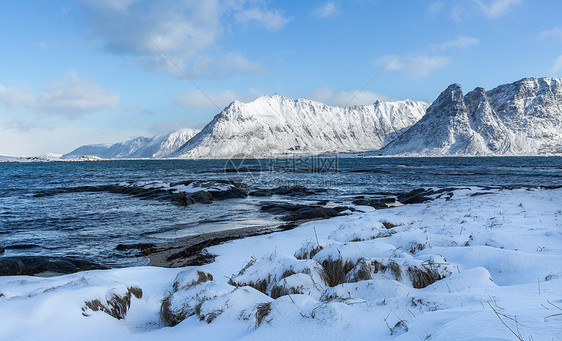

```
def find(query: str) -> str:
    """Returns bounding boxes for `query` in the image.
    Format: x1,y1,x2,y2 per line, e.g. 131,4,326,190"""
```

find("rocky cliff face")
173,95,429,159
382,78,561,156
63,77,561,159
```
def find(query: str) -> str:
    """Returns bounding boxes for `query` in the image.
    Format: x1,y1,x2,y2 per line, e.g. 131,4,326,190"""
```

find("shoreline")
1,186,560,339
3,184,560,276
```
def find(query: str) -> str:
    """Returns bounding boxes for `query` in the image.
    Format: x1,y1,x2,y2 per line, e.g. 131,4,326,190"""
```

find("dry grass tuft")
280,268,296,279
270,285,303,299
390,320,408,335
199,309,223,323
408,266,443,288
320,257,355,287
246,279,269,295
82,286,143,320
382,221,399,229
347,259,372,282
172,270,213,292
255,302,272,328
295,245,323,260
161,270,217,327
160,295,186,327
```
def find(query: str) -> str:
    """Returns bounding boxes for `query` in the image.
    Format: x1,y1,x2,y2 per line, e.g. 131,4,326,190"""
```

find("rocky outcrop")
382,77,562,156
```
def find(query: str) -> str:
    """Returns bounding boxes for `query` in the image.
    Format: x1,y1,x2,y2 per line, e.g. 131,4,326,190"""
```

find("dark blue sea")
1,157,561,267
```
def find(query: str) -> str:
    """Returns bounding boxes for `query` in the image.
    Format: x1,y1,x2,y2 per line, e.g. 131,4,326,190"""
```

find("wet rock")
249,189,273,197
282,207,339,221
171,193,195,206
352,197,398,209
396,188,431,204
260,202,350,222
0,246,4,254
4,244,41,250
271,185,314,196
0,256,108,276
115,243,156,251
191,191,213,204
33,180,249,204
260,202,311,214
211,186,247,199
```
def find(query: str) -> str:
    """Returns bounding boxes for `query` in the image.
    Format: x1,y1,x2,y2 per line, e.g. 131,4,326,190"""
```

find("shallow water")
1,157,561,267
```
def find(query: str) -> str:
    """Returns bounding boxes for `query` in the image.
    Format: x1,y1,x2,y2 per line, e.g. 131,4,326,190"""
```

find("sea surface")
1,157,561,267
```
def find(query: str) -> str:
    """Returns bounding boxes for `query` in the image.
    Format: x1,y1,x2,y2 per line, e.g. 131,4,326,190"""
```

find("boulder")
0,256,108,276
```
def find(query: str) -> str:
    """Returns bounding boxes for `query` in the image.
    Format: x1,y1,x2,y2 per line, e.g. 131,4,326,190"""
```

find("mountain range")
62,128,199,159
381,77,561,156
62,77,562,159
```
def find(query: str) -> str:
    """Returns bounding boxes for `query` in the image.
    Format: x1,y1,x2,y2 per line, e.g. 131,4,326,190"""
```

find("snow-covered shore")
0,187,561,340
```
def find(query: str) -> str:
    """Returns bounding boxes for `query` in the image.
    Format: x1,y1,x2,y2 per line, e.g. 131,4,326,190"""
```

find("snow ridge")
62,128,200,159
173,95,429,159
382,77,562,156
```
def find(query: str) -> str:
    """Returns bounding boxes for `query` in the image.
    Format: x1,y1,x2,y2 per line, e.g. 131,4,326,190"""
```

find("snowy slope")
62,128,199,159
382,77,562,156
173,95,429,159
1,187,561,340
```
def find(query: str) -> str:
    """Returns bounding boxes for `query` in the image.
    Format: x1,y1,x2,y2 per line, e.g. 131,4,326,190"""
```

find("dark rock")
191,191,213,204
0,256,108,276
249,189,273,197
260,202,311,214
396,188,430,204
0,258,24,276
4,244,41,250
332,206,352,213
0,246,4,254
211,186,248,199
282,207,339,221
271,185,314,196
33,180,249,205
115,243,156,251
352,197,397,209
470,191,496,197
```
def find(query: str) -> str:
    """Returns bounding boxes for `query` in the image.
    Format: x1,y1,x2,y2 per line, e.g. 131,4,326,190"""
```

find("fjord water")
1,157,561,267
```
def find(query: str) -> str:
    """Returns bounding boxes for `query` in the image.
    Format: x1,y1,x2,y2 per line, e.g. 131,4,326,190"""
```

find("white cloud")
234,7,291,31
76,0,135,12
190,52,263,79
35,72,120,117
450,4,471,22
175,88,262,109
314,2,338,18
125,103,154,116
0,72,120,118
540,27,562,42
0,122,143,156
427,1,445,16
309,88,390,107
434,36,479,50
76,0,287,78
377,54,451,78
551,55,562,74
474,0,521,18
429,0,520,21
0,85,36,109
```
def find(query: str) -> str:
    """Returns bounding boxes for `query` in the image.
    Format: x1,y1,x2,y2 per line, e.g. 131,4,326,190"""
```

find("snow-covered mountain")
172,95,429,159
62,128,200,159
381,77,562,156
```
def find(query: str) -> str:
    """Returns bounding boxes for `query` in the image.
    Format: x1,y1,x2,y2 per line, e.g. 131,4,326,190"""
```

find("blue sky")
1,0,561,156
